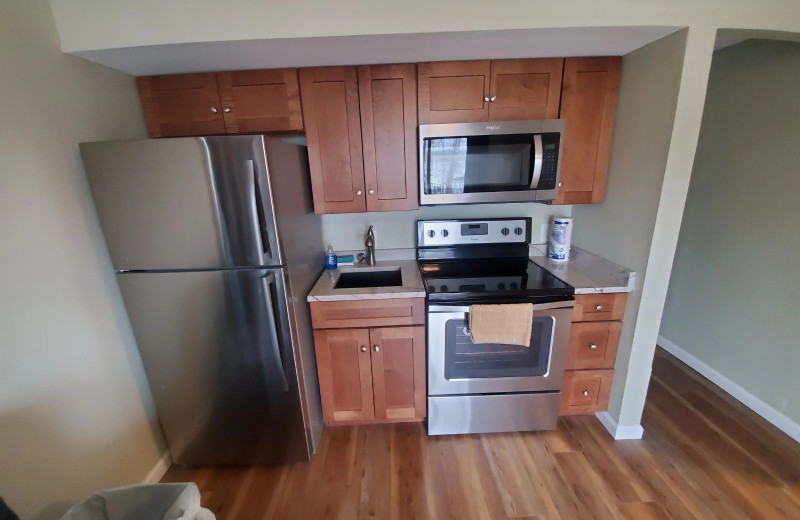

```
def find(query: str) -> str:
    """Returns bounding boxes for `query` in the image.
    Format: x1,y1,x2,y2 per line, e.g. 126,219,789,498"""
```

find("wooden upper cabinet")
313,328,374,423
137,73,226,138
216,69,303,133
554,57,622,205
488,59,564,121
418,61,490,124
369,326,426,421
358,64,419,212
299,67,366,214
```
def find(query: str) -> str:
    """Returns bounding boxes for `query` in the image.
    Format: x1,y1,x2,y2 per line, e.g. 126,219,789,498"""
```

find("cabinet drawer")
572,293,627,322
310,298,425,329
560,369,613,415
566,321,622,370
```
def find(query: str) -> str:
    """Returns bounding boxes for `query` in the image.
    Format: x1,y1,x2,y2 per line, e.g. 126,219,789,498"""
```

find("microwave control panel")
536,132,561,191
417,218,529,247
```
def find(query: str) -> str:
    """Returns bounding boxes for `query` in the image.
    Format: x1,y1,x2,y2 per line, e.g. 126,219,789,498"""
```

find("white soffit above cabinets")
714,28,800,50
70,26,682,76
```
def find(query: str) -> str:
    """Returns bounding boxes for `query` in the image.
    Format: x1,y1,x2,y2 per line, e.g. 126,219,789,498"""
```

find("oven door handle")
529,134,543,189
428,300,575,313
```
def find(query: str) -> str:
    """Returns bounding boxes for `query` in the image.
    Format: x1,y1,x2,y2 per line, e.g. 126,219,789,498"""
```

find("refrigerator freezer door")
117,268,310,465
80,136,281,270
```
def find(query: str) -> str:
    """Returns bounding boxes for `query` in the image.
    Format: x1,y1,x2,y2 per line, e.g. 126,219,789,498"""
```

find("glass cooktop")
419,257,574,304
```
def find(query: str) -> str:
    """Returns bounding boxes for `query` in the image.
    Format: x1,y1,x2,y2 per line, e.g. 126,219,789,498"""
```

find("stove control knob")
427,230,436,238
510,282,518,289
514,227,524,236
501,227,510,236
441,229,449,237
497,283,505,290
440,285,449,292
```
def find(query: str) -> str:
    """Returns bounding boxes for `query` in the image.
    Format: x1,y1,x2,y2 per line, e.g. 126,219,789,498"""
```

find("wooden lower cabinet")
313,325,425,425
560,291,627,415
560,370,613,415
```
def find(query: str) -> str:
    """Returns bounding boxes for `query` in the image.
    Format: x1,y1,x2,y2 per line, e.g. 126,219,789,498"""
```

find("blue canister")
548,217,573,262
325,245,337,270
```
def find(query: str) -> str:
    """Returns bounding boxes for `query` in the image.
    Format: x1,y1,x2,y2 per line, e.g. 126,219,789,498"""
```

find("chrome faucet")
364,225,376,266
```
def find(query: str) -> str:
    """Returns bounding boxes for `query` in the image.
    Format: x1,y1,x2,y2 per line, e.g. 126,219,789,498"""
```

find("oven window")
423,135,535,194
444,316,554,379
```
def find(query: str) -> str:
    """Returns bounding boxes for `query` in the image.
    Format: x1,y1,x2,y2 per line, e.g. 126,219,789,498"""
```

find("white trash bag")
61,483,215,520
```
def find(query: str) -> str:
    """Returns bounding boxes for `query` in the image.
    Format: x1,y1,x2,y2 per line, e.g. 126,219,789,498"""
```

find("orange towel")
468,304,534,346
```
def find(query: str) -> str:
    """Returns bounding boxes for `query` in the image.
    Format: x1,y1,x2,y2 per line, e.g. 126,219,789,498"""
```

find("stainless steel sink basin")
334,267,402,289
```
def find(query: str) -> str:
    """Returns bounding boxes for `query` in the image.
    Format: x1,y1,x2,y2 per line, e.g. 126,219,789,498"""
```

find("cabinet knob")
360,346,367,352
489,96,497,102
223,107,231,113
484,96,490,102
596,305,604,311
589,344,598,350
356,190,363,196
210,107,218,113
558,182,563,187
582,390,590,396
373,345,380,352
368,189,375,195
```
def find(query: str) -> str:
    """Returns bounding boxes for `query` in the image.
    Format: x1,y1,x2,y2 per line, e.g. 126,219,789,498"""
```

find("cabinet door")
299,67,366,214
313,328,374,423
488,58,564,121
216,69,303,133
554,57,621,205
358,64,419,212
369,326,426,421
137,73,226,138
417,61,490,124
560,369,613,415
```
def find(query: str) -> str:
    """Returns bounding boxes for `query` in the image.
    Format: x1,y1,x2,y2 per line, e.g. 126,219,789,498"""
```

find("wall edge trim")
143,451,172,484
595,411,644,440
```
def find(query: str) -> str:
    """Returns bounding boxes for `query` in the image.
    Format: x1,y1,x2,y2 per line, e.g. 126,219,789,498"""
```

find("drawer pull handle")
589,344,598,350
595,305,604,311
583,390,590,396
360,346,367,352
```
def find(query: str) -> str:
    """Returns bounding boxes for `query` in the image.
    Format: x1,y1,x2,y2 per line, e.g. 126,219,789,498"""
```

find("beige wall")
571,30,687,428
321,203,570,251
660,40,800,426
0,2,166,519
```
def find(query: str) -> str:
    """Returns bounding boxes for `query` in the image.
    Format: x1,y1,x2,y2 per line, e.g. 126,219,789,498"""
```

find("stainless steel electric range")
417,218,575,435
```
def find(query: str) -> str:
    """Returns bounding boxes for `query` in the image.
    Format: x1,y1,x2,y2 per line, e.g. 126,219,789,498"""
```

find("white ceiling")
73,26,682,77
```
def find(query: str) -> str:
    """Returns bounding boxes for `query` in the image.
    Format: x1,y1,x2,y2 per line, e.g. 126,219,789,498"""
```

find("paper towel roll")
548,217,573,262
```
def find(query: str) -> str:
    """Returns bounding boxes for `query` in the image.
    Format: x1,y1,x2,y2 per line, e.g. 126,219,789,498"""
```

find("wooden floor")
162,348,800,519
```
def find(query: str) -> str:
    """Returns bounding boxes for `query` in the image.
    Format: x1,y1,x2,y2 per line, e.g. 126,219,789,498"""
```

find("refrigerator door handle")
248,160,271,264
261,272,289,392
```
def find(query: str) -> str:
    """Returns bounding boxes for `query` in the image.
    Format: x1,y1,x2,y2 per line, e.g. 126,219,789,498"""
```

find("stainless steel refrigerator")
80,135,324,465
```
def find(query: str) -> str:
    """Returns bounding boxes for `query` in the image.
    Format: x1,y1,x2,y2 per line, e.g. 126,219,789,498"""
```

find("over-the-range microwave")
419,119,565,205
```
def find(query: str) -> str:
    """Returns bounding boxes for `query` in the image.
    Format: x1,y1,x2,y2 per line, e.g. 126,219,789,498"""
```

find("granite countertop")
529,244,636,294
307,258,425,302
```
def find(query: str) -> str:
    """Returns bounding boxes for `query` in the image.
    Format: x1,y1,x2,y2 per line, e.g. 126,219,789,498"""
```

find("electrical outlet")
539,223,549,243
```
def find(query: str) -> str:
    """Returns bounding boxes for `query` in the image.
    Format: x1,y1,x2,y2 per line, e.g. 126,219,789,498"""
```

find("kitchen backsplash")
319,203,572,250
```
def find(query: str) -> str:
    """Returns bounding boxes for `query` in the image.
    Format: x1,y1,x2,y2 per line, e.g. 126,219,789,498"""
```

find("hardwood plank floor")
162,348,800,519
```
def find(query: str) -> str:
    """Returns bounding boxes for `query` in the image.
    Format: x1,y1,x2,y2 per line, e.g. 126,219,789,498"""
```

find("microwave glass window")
424,135,535,194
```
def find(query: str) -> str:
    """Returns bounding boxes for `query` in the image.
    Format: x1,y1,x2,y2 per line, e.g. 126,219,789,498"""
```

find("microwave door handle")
529,134,543,189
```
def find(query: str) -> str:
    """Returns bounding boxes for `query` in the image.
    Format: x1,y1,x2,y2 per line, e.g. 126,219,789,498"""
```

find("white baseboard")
595,411,644,440
143,451,172,484
658,334,800,444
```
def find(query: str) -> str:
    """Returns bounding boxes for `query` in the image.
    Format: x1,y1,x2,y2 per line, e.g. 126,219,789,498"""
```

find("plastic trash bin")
60,483,215,520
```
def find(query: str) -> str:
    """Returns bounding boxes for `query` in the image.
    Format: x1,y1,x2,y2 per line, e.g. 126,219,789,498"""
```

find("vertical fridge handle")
249,160,271,263
261,272,289,392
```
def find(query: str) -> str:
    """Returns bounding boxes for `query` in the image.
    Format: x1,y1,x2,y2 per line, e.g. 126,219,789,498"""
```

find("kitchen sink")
335,268,403,289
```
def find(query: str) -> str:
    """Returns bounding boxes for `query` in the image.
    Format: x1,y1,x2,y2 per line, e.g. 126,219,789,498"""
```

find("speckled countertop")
306,259,425,302
529,244,636,294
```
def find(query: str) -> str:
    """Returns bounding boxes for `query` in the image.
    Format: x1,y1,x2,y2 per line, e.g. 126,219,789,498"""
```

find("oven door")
427,301,574,396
